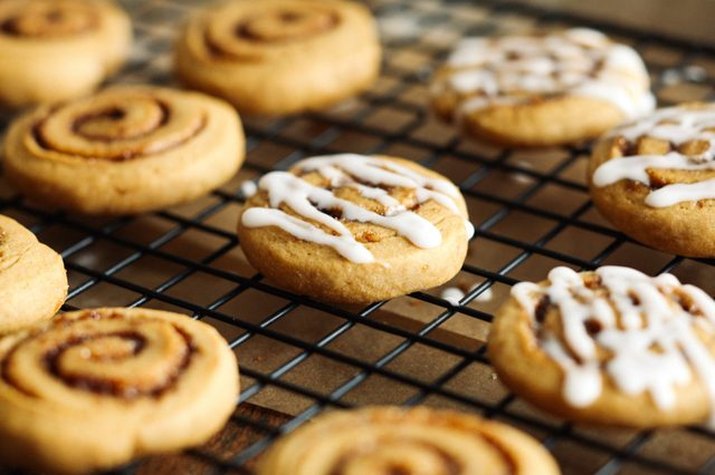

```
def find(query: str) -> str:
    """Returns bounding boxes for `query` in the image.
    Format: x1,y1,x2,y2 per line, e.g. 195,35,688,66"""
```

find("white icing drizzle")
593,105,715,207
646,178,715,207
512,266,715,426
436,28,654,120
241,154,473,264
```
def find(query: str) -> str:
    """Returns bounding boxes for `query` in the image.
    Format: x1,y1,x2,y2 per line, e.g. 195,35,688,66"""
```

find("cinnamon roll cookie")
237,154,474,303
0,307,239,474
431,28,655,147
0,0,131,108
488,266,715,427
0,214,67,333
175,0,381,115
589,103,715,257
257,406,560,475
3,85,245,215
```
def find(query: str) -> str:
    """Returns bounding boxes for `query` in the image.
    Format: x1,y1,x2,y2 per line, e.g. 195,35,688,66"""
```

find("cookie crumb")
473,286,494,302
240,180,257,199
441,287,465,305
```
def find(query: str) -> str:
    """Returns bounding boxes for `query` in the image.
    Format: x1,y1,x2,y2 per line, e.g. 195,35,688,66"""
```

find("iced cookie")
175,0,381,115
3,85,245,215
0,214,67,334
257,406,560,475
488,266,715,427
589,103,715,257
431,28,654,147
237,154,473,303
0,0,131,108
0,307,239,474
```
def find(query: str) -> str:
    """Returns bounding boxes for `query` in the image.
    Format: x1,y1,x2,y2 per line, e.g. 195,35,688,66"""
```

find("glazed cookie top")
240,154,474,264
511,266,715,425
10,85,228,162
591,103,715,207
433,28,654,120
257,406,560,475
0,0,118,41
182,0,375,63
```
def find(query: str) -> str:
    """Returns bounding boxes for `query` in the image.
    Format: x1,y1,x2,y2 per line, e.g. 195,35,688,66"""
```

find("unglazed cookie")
237,154,473,303
0,307,239,474
3,85,245,215
0,0,131,108
257,406,560,475
589,103,715,257
175,0,381,115
431,28,655,147
488,266,715,428
0,214,67,333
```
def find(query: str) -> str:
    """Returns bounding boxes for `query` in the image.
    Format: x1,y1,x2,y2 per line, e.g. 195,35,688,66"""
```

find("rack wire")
1,0,715,474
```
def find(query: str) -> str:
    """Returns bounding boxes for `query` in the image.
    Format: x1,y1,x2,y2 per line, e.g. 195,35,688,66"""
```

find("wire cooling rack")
1,0,715,474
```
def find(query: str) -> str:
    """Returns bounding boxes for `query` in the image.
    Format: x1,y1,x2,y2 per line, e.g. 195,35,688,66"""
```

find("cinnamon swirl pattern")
257,406,560,475
0,214,67,333
431,28,654,147
488,266,715,427
3,86,245,215
0,0,131,108
237,154,473,303
175,0,381,115
0,307,239,474
589,103,715,257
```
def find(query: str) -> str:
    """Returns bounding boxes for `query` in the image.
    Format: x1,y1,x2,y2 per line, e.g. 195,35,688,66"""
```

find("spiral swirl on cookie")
0,0,97,38
0,308,234,403
186,0,350,61
175,0,381,115
0,307,239,474
502,266,715,426
433,28,654,121
257,406,559,475
1,311,195,399
31,88,205,161
592,104,715,207
4,86,244,214
209,3,338,58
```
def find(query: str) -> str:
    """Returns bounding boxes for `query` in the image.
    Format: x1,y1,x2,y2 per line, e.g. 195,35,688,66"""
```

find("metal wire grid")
1,0,715,473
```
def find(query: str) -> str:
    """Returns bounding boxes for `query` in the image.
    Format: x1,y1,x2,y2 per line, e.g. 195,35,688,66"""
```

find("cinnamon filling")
534,295,551,323
44,332,148,398
204,8,338,59
584,318,603,336
70,101,170,141
0,347,37,398
613,130,715,190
